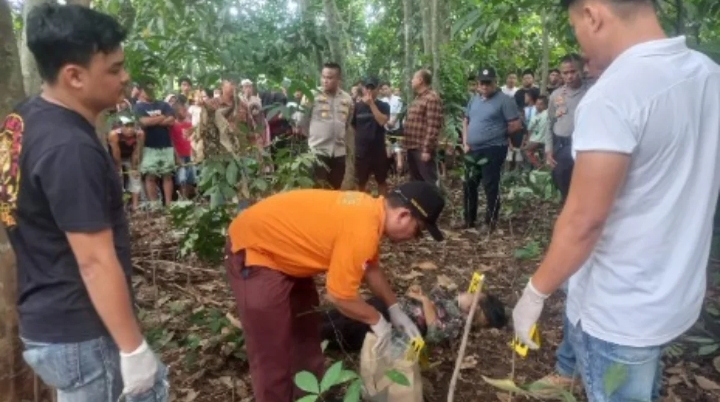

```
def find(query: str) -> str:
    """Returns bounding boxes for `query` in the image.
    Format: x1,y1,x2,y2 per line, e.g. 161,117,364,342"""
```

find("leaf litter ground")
129,180,720,402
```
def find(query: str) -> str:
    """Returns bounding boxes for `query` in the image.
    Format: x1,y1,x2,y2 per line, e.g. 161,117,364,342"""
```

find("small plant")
294,362,409,402
168,200,232,264
513,240,541,260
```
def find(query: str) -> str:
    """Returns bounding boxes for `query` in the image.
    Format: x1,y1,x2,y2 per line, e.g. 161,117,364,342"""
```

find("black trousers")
313,155,345,190
406,149,438,184
551,136,574,203
320,297,391,353
462,145,508,226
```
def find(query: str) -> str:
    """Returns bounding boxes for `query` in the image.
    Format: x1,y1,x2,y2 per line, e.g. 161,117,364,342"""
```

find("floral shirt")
397,286,465,345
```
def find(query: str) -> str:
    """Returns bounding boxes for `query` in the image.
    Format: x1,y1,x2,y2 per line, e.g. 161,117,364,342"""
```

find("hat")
362,76,379,89
241,79,253,86
118,115,134,125
392,181,445,241
477,67,497,81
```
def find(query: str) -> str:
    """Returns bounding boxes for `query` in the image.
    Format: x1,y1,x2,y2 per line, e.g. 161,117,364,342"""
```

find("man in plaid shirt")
402,69,443,184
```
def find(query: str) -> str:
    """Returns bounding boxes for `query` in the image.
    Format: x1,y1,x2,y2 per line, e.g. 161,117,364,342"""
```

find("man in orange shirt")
225,181,445,402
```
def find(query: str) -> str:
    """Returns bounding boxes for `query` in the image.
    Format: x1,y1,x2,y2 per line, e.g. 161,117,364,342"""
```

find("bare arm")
326,295,382,325
131,131,144,170
462,117,468,148
107,132,122,170
507,118,522,134
67,229,143,353
364,263,398,307
368,101,389,126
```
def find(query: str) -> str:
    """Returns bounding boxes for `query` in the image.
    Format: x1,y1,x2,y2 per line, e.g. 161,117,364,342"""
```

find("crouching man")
225,181,445,402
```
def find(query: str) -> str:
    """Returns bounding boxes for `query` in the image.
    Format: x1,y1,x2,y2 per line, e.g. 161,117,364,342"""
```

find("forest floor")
130,177,720,402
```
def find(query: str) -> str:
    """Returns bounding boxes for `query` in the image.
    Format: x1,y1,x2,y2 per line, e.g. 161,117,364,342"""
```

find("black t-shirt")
133,100,174,148
352,99,390,158
1,96,132,343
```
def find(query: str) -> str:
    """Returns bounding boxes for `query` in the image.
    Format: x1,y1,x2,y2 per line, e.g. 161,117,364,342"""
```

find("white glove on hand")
370,314,393,357
512,279,549,350
120,340,160,395
388,303,422,339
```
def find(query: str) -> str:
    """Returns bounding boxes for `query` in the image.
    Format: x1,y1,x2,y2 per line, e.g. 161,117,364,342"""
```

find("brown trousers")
225,242,324,402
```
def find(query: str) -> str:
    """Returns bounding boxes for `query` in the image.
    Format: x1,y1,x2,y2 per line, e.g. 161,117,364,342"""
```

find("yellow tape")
404,336,426,362
509,324,541,358
467,272,485,294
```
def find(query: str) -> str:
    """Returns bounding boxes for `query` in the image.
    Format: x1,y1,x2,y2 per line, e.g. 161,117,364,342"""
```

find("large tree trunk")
539,7,550,95
322,0,343,64
0,2,47,401
419,0,431,56
429,0,439,91
402,0,413,100
340,126,356,190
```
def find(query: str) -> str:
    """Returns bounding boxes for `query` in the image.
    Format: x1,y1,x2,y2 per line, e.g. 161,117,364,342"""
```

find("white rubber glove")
388,303,422,339
512,279,550,349
120,340,160,395
370,315,393,357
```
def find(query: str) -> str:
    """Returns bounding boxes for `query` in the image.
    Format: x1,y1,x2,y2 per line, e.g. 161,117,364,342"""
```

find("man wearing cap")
460,67,521,231
108,116,144,211
225,181,445,402
353,77,391,195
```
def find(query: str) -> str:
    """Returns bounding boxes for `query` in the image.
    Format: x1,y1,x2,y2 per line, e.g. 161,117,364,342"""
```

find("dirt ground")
130,179,720,402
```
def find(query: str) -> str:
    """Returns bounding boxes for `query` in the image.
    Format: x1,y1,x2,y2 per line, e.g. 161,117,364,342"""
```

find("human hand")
463,144,470,154
361,89,373,105
370,315,393,357
546,152,556,168
406,285,425,301
120,340,160,395
512,280,549,349
421,152,431,163
388,303,422,339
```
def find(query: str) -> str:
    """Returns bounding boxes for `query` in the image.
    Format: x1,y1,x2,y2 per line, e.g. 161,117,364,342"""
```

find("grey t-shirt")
465,91,519,150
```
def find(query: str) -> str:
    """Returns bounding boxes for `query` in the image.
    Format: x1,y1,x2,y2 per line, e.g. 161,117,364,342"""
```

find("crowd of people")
2,1,720,402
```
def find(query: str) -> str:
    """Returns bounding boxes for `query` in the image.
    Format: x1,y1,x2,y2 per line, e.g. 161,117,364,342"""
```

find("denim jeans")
555,282,577,378
567,321,662,402
22,336,169,402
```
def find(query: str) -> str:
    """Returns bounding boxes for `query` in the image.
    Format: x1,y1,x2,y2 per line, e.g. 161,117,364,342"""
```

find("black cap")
477,67,497,81
362,76,380,89
392,181,445,241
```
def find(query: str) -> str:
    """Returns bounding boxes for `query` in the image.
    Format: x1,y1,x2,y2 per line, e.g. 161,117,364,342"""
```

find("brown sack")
359,333,423,402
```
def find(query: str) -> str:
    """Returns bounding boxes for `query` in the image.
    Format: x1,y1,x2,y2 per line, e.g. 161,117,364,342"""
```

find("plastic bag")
359,333,423,402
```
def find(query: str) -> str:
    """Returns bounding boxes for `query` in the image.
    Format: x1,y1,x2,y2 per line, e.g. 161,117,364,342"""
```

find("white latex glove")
512,279,550,349
370,315,393,357
120,340,160,395
388,303,422,339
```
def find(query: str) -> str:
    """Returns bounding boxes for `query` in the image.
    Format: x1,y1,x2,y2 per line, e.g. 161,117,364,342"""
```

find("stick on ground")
447,287,483,402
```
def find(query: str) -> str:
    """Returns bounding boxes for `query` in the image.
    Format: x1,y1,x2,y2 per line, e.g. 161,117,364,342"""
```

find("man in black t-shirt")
133,82,176,208
0,4,166,401
352,77,391,195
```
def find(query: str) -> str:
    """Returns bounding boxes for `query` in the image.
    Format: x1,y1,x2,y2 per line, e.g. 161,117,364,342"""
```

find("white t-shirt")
566,36,720,347
501,85,518,97
380,95,403,131
188,105,202,128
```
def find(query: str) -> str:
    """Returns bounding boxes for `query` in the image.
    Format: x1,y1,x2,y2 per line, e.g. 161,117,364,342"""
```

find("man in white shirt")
512,0,720,401
379,82,403,134
501,73,518,97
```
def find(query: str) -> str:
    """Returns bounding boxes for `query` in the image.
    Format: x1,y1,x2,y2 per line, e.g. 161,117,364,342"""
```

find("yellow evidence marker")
404,336,426,362
467,272,485,294
509,324,541,358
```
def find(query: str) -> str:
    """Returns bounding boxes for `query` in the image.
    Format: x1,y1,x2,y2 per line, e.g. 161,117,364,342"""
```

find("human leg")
480,146,508,228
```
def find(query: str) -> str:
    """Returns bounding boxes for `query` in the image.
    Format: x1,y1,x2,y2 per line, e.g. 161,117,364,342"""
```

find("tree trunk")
539,7,550,96
429,0,439,91
0,2,48,401
20,0,54,97
674,0,685,35
340,126,356,190
66,0,91,5
403,0,413,100
322,0,343,64
419,0,431,56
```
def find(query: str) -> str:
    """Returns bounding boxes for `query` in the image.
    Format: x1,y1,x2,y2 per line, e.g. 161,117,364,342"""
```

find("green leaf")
684,336,716,344
385,369,410,387
603,363,627,397
294,371,320,394
337,369,359,384
295,395,318,402
698,344,719,356
320,361,343,393
342,379,362,402
225,159,239,185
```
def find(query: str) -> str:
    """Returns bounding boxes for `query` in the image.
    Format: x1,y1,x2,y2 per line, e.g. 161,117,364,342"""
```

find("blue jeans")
568,321,662,402
22,336,169,402
555,282,577,378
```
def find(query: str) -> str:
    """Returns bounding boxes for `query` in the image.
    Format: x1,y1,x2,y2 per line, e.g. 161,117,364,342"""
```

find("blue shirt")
465,91,519,150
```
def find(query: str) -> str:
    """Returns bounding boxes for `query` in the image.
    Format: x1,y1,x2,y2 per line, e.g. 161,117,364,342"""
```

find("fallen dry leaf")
225,312,243,330
397,270,424,281
460,354,478,370
695,375,720,391
667,375,682,386
437,274,458,290
412,261,438,270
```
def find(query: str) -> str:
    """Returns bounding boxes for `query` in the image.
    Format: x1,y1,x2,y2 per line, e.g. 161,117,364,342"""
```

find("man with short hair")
544,53,587,202
460,67,521,231
546,68,562,94
303,63,354,189
402,69,443,184
108,116,144,211
133,81,176,208
501,73,518,97
353,77,390,195
226,181,445,402
512,1,720,401
179,76,193,102
379,82,403,135
513,69,538,110
0,4,167,401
